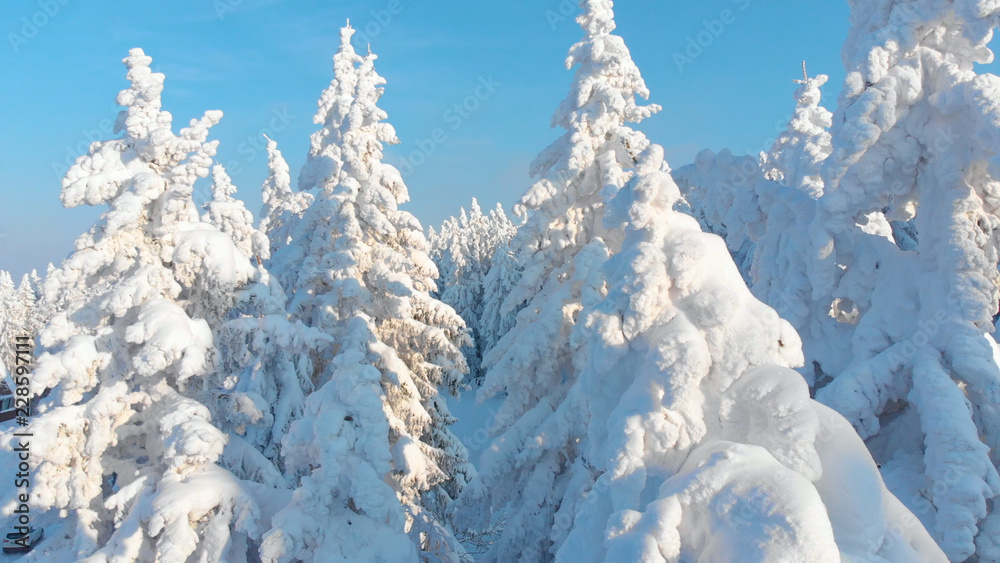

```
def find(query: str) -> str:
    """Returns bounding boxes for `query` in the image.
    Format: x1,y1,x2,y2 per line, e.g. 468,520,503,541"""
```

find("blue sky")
0,0,942,279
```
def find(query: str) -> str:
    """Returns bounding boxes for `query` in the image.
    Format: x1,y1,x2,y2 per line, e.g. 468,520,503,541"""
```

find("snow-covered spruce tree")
259,136,312,261
799,2,1000,559
743,178,836,387
549,143,944,561
200,164,330,484
452,1,660,558
262,24,472,562
1,49,270,561
0,271,15,300
431,200,517,383
0,271,19,389
674,68,833,291
23,271,47,332
30,262,73,328
427,222,455,299
434,206,480,382
0,271,13,366
477,243,522,363
0,271,41,377
428,207,466,297
672,149,761,283
761,68,833,197
471,203,518,366
673,148,838,349
671,69,848,386
749,70,843,385
203,164,269,267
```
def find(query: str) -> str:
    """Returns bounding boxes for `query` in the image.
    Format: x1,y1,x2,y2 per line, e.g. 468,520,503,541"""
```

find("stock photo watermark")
672,0,752,73
397,75,501,178
227,106,296,172
7,0,72,53
51,104,119,181
354,0,413,46
545,0,578,30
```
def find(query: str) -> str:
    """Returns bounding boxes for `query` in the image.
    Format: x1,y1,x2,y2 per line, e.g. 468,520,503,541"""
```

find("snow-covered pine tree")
0,271,15,303
431,200,517,383
32,262,56,316
477,205,521,363
441,232,483,382
483,203,517,257
427,222,454,298
200,163,330,485
204,164,269,266
0,272,18,390
433,207,477,380
262,23,472,562
748,69,842,385
476,242,519,362
548,142,944,561
0,271,39,378
802,1,1000,560
456,3,943,556
672,149,761,283
0,270,17,331
761,66,833,197
452,1,661,558
674,67,833,290
2,49,271,561
429,208,469,300
15,272,40,349
259,136,312,261
671,66,845,386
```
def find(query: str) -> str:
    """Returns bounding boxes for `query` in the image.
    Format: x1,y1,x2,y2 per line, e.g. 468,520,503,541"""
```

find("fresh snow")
261,23,473,563
5,0,1000,561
